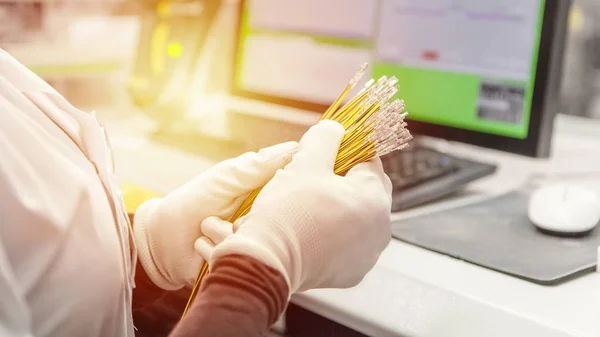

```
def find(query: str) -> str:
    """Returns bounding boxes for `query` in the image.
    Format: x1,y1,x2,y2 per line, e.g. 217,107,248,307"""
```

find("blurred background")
561,0,600,118
2,0,599,118
0,0,237,114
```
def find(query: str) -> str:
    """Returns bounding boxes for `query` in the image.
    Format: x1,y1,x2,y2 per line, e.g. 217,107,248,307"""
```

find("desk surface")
100,109,600,337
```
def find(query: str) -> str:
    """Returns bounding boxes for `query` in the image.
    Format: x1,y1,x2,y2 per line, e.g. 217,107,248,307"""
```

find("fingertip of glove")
294,120,345,162
280,140,300,148
194,236,215,260
256,142,300,163
259,141,298,154
315,120,345,136
201,215,223,223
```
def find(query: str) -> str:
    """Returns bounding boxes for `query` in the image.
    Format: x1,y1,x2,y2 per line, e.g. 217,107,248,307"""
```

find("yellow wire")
322,84,353,120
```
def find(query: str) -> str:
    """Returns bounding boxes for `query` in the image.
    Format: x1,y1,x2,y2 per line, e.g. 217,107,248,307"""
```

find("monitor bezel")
229,0,570,158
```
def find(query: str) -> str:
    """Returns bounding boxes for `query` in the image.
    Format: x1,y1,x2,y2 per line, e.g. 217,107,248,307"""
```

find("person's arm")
168,254,289,337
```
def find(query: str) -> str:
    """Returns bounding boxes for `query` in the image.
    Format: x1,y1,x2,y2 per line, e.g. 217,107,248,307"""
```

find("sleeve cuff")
132,198,180,291
210,236,293,297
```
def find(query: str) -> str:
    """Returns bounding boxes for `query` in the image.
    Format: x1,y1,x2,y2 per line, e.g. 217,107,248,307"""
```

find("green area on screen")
236,0,546,139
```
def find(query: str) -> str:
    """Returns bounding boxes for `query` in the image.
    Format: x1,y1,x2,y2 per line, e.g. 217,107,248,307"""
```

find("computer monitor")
230,0,570,157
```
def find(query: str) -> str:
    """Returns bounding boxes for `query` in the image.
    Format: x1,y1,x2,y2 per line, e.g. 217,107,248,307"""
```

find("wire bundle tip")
349,62,370,87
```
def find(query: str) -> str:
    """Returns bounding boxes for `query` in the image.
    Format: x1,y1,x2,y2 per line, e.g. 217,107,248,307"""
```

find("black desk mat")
392,191,600,285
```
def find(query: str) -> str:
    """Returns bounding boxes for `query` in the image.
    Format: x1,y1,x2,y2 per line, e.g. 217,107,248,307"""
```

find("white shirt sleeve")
0,236,32,337
0,88,36,337
0,50,135,337
0,70,83,337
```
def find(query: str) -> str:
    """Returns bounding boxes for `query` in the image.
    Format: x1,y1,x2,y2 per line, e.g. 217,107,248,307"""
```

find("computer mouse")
528,183,600,236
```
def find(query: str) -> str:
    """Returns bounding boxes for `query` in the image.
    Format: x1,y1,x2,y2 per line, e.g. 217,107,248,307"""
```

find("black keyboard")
381,146,497,212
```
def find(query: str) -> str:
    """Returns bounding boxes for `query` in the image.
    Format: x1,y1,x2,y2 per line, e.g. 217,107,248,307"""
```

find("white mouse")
528,183,600,235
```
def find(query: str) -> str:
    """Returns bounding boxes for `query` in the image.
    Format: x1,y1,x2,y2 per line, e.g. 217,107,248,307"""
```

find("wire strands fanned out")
181,63,412,317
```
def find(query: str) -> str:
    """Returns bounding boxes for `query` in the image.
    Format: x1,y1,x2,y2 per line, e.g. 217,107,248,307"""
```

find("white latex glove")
133,141,298,290
198,120,393,293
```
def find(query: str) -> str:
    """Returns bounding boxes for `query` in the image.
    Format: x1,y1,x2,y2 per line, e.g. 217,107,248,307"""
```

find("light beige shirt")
0,48,136,337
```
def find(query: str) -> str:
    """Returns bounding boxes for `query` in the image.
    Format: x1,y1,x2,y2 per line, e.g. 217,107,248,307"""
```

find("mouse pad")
391,191,600,285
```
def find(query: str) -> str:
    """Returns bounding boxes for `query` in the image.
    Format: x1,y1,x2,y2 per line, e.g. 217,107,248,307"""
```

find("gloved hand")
133,141,298,290
196,120,393,294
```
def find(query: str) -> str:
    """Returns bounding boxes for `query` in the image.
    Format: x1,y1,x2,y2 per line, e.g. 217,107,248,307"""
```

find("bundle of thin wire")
182,63,412,317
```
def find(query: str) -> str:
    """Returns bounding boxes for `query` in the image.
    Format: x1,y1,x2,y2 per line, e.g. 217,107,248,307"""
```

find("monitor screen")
234,0,546,140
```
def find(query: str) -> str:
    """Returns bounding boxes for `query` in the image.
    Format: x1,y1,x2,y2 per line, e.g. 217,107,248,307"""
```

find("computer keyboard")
381,146,497,212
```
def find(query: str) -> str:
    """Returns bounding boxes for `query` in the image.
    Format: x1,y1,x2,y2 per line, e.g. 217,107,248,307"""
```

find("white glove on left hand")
133,142,298,290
